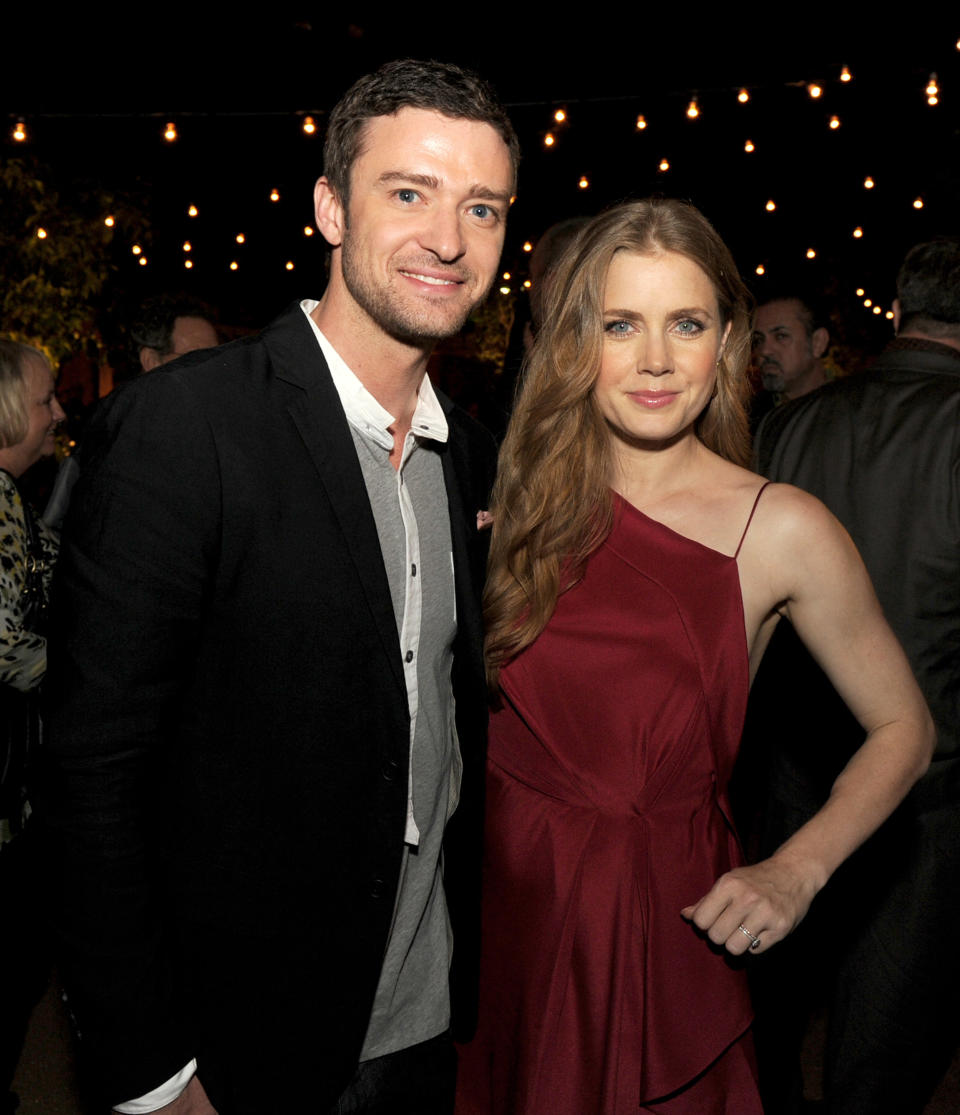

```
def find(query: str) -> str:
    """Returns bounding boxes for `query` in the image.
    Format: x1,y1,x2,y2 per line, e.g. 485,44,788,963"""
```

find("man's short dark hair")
754,287,828,337
897,238,960,339
130,294,216,359
323,58,519,205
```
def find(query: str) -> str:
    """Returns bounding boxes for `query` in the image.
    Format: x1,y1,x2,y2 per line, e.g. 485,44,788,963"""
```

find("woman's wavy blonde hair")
484,198,753,690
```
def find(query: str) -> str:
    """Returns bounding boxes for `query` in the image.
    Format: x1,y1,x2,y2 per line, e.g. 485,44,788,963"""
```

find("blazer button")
381,757,401,781
370,875,386,899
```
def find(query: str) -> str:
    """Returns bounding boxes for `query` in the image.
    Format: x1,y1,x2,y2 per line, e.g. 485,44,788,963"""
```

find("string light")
185,260,193,270
873,305,882,315
886,310,895,319
12,121,26,142
856,288,865,296
236,233,246,244
658,158,670,172
269,189,280,202
182,241,192,252
840,66,852,82
765,199,776,211
502,271,511,280
139,256,148,267
302,116,316,135
523,241,533,252
686,98,699,119
499,286,511,295
544,133,555,148
554,108,566,123
578,176,589,189
808,83,823,99
303,226,314,237
927,74,939,105
36,228,47,240
523,280,532,289
163,121,177,142
737,88,749,103
864,298,872,307
829,115,841,129
755,264,765,276
230,261,239,271
806,249,816,259
188,205,198,217
744,139,755,153
104,216,115,227
864,176,875,189
913,197,924,209
635,115,647,130
131,244,142,255
285,261,294,271
853,227,863,238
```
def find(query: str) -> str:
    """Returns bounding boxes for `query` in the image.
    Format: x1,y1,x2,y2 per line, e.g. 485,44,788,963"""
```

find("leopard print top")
0,469,58,692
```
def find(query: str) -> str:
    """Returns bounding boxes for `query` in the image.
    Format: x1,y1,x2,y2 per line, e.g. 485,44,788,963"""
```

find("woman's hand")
680,851,821,956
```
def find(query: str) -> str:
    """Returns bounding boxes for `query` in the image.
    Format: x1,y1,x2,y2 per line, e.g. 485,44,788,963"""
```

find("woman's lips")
627,391,679,409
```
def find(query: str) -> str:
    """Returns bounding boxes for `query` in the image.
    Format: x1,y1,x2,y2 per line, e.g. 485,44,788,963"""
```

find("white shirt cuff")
113,1059,197,1112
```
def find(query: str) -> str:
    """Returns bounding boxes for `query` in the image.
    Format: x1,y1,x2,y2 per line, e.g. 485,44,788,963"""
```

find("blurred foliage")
470,286,516,371
0,156,148,363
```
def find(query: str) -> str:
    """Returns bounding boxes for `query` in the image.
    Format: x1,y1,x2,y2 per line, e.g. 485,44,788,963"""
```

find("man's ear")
892,298,901,333
139,347,162,373
811,326,829,359
314,176,345,248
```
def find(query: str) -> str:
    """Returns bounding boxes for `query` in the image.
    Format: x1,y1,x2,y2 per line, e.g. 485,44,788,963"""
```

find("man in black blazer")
44,60,518,1115
746,239,960,1114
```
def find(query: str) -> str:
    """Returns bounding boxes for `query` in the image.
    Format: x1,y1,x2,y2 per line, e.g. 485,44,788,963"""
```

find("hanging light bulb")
853,227,864,238
755,264,765,276
578,175,589,189
163,121,177,142
523,241,533,252
913,197,924,209
303,226,314,237
765,199,776,211
36,227,47,240
500,286,511,295
502,271,511,280
12,120,26,142
230,261,239,271
544,132,555,148
523,280,532,289
806,248,816,259
236,233,246,244
188,205,199,217
686,98,699,119
182,241,192,252
807,83,823,99
185,260,194,270
104,215,115,227
269,189,280,202
840,66,852,82
285,261,295,271
138,256,148,267
131,244,142,255
829,115,841,129
737,88,749,103
554,108,566,123
658,158,670,172
744,139,755,152
927,73,939,105
864,298,873,307
885,310,895,319
856,288,865,297
635,114,647,130
864,176,875,189
302,115,316,135
873,305,882,315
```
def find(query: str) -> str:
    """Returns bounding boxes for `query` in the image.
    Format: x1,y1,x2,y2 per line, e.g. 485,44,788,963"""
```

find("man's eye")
396,189,419,203
471,204,494,220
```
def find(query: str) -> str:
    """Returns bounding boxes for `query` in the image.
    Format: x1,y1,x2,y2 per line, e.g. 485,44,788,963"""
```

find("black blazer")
43,304,497,1111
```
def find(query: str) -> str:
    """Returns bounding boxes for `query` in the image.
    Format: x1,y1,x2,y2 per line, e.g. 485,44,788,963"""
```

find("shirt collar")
300,300,448,451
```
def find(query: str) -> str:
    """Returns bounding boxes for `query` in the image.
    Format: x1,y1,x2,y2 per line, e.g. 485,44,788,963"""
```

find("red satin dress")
456,492,767,1114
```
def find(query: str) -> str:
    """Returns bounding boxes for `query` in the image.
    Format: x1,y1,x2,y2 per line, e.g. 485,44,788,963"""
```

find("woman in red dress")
456,200,933,1114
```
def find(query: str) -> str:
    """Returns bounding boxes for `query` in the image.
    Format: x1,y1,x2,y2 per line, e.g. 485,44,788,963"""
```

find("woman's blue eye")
676,320,702,334
605,321,631,334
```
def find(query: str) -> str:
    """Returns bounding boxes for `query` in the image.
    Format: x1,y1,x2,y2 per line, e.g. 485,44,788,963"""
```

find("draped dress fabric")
457,491,767,1114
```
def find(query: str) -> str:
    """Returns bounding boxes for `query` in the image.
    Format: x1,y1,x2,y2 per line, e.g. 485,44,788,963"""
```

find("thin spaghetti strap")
734,482,772,559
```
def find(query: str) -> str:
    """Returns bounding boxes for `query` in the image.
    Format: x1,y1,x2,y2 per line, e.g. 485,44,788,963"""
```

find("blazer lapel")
264,306,406,695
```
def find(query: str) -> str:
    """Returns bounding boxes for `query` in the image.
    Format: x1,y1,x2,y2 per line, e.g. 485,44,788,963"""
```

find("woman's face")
593,249,729,452
13,356,65,475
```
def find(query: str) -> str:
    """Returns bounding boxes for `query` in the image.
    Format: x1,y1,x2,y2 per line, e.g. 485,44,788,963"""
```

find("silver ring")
737,924,761,949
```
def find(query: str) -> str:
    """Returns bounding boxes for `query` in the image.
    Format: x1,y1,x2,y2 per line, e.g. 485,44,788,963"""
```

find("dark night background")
3,16,959,365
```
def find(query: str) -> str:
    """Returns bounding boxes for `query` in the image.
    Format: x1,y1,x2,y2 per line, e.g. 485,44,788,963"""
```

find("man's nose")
421,205,465,262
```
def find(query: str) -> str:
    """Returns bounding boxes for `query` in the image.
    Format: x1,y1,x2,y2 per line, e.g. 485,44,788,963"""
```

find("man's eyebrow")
467,184,512,204
377,171,440,190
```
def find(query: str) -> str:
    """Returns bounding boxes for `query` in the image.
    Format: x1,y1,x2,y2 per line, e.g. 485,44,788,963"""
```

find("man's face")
752,300,817,394
320,108,514,344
